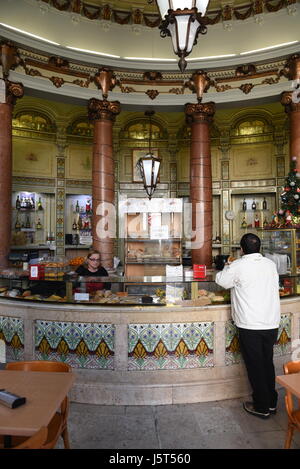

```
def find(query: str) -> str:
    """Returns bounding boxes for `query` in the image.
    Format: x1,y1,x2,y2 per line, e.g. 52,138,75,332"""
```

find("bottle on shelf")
25,215,31,228
37,197,43,210
36,218,42,230
86,199,91,213
31,196,35,210
242,198,247,211
72,219,77,230
16,195,21,210
241,216,247,228
263,217,268,228
75,200,80,213
254,213,260,228
21,197,26,208
262,197,267,210
15,216,21,231
251,199,257,210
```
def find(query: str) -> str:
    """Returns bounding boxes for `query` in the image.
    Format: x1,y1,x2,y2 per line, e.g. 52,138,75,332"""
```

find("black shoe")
269,407,277,414
243,401,270,419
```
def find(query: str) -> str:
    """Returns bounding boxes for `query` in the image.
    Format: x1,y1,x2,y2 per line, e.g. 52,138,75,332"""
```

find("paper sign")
74,292,89,301
166,264,183,277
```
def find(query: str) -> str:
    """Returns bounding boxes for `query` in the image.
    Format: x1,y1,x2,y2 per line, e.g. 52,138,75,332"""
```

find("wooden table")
276,373,300,399
0,370,74,437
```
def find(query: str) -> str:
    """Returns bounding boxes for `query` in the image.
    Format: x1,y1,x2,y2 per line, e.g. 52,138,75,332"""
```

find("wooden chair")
283,360,300,449
5,360,72,449
14,427,48,449
0,427,48,450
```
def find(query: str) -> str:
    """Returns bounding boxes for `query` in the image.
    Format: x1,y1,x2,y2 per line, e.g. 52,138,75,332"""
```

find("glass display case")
262,229,300,275
120,198,183,276
0,268,298,306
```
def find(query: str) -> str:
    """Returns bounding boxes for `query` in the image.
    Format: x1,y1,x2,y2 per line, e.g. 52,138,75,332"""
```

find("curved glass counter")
0,268,298,306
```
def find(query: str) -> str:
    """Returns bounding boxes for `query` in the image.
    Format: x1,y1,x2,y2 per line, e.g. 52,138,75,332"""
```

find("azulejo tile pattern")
225,314,292,365
128,322,214,370
35,320,115,369
0,316,24,361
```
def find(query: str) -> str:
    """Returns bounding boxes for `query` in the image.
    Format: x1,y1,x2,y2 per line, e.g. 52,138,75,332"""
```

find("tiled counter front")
0,297,299,405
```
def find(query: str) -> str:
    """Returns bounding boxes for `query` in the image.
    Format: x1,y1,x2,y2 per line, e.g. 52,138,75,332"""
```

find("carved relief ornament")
87,98,121,121
185,102,216,124
5,80,24,105
281,91,300,113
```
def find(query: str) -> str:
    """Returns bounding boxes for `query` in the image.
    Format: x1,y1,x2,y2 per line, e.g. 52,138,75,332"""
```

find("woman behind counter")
75,250,111,292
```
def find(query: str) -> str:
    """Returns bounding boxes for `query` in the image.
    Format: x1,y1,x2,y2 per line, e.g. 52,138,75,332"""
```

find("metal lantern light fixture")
155,0,209,72
137,111,161,199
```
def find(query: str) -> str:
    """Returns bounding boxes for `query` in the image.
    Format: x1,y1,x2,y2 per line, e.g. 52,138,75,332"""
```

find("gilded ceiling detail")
37,0,297,27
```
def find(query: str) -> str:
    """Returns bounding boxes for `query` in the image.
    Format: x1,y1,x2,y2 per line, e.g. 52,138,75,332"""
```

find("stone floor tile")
155,413,210,449
199,432,253,449
246,430,299,450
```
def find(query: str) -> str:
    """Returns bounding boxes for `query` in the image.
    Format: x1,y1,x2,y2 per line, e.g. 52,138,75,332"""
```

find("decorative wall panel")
128,322,214,370
226,314,291,365
66,144,92,180
230,143,274,180
35,320,115,369
0,316,24,361
13,138,55,177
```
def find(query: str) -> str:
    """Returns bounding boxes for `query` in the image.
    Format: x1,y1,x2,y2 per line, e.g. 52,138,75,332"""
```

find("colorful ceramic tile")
274,313,291,357
35,320,115,369
0,316,24,361
128,322,214,370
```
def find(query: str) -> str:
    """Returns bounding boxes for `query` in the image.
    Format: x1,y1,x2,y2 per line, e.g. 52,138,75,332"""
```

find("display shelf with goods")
0,268,299,305
231,193,276,247
11,191,55,249
261,228,300,276
120,198,183,276
65,194,92,249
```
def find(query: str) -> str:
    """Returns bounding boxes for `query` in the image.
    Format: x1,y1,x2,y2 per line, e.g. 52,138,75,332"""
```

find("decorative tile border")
35,320,115,369
128,322,214,370
225,314,292,365
0,316,24,361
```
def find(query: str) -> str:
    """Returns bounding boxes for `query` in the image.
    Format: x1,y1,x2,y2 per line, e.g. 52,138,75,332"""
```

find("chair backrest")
6,360,71,373
14,426,48,449
283,360,300,421
283,360,300,376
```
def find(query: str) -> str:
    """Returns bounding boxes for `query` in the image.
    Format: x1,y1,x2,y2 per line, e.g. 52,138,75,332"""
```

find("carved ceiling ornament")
5,80,24,105
94,68,117,100
87,98,121,121
36,0,292,27
0,41,22,79
186,70,211,102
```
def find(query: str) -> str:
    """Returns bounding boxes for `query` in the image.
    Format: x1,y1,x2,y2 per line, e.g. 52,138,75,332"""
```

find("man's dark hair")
240,233,261,254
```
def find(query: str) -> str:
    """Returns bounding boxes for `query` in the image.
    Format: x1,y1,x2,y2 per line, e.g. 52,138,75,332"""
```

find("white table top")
276,372,300,399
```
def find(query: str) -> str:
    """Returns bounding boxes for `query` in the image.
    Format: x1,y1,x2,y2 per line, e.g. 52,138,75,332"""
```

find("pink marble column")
185,102,215,268
0,80,23,267
281,54,300,169
87,98,120,269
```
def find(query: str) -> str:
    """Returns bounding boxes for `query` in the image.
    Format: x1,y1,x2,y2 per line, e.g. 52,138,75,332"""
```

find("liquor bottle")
242,198,247,211
21,197,26,208
25,215,30,228
15,216,21,231
263,217,268,228
86,199,91,213
72,219,77,230
251,199,256,210
75,200,80,213
31,197,35,210
241,217,247,228
37,197,43,210
16,195,21,210
77,216,83,230
254,214,260,228
36,218,42,230
262,197,267,210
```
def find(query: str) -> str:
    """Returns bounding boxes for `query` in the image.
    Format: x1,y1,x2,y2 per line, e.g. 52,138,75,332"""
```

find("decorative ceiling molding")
35,0,298,27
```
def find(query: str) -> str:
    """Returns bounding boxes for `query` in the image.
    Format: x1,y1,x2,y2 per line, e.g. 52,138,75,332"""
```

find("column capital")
5,79,24,105
185,102,215,124
87,98,121,122
281,91,300,113
282,54,300,81
0,41,22,79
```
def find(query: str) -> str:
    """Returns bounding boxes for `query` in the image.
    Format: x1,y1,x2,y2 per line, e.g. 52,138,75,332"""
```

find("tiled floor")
61,388,300,450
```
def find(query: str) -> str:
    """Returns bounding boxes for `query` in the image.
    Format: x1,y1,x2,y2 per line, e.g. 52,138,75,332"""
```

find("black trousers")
238,327,278,413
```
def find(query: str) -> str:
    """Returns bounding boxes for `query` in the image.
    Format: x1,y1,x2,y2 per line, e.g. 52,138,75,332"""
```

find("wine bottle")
242,198,247,211
241,217,247,228
86,199,91,213
251,199,256,210
36,218,42,230
262,197,267,210
72,219,77,230
16,195,21,210
37,197,43,210
75,200,80,213
15,217,21,231
25,215,30,228
31,197,35,210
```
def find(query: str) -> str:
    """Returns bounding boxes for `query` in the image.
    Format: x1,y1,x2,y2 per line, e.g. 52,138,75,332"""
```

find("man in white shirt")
215,233,280,419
